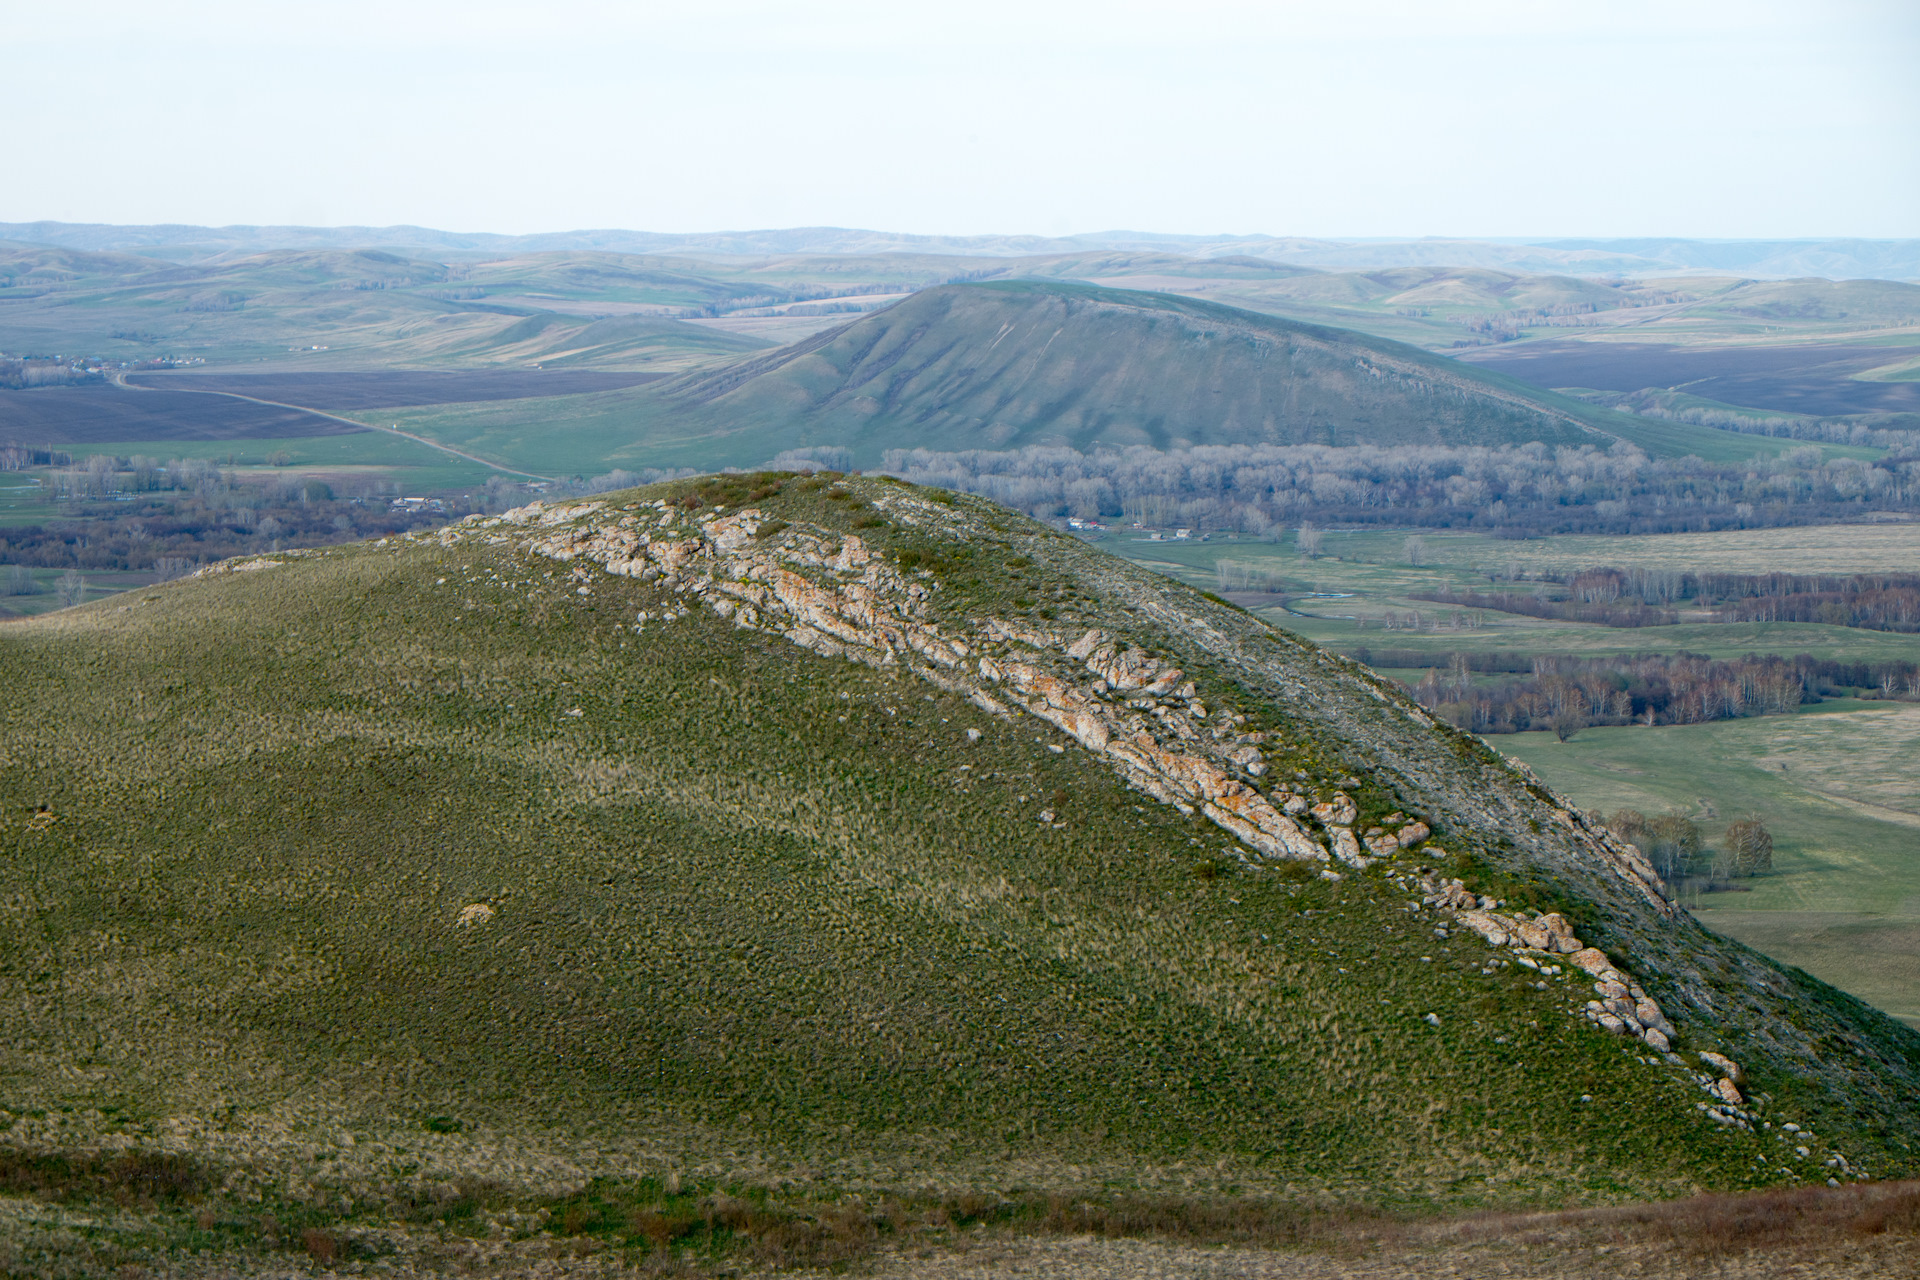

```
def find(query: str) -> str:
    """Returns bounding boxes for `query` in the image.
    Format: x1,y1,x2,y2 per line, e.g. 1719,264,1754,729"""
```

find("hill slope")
652,282,1642,460
2,474,1917,1266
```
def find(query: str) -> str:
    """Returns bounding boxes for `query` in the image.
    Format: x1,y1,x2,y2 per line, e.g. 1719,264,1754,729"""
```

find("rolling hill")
647,281,1693,462
9,221,1917,280
2,471,1916,1272
0,244,778,372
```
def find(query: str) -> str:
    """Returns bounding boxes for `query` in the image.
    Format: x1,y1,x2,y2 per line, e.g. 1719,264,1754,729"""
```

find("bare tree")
56,569,86,608
1403,534,1427,566
1724,817,1774,876
1296,521,1324,559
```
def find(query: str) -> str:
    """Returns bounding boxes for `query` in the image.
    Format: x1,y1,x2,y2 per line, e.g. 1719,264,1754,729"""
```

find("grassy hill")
645,281,1665,462
0,245,777,372
9,236,1915,381
2,473,1916,1271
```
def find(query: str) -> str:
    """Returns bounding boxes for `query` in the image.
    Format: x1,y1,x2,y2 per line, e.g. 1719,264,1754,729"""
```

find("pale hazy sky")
5,0,1916,239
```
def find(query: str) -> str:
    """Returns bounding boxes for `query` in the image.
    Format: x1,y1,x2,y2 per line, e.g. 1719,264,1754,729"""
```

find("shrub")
301,1229,338,1263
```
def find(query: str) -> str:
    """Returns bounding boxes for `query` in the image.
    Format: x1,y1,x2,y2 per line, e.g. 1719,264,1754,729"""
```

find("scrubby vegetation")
2,474,1917,1276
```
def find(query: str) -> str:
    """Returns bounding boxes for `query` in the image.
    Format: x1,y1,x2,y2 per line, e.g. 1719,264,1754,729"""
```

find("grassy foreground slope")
3,477,1918,1246
648,282,1690,464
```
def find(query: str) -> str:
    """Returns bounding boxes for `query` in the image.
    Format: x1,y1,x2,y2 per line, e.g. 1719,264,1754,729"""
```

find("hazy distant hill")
5,221,1915,279
651,281,1613,459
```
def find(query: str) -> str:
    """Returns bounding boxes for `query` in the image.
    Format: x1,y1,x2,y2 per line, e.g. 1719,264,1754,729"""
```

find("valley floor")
1112,526,1920,1030
1495,705,1920,1030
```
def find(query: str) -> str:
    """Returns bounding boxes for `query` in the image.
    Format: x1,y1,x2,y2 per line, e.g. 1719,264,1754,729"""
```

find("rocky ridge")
405,484,1900,1185
476,494,1665,896
1403,864,1872,1182
470,496,1527,875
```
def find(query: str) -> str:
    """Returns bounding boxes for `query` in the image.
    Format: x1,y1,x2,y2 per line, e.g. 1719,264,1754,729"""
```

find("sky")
4,0,1916,239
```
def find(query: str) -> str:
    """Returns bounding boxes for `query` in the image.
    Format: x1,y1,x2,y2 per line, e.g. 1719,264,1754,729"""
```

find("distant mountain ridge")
4,221,1915,280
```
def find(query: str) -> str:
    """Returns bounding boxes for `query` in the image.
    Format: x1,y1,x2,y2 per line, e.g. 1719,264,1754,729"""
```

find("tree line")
0,466,449,575
881,441,1920,537
1372,648,1919,735
1413,567,1920,633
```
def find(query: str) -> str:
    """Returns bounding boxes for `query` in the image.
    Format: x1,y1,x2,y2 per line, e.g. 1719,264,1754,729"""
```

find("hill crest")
654,282,1613,458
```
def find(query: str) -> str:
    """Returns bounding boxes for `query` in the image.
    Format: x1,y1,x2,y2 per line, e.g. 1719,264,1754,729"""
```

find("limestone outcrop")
1411,869,1756,1120
486,500,1351,866
456,497,1671,925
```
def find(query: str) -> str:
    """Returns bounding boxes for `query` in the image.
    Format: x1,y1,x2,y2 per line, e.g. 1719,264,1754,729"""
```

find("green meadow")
1110,522,1920,1028
1499,706,1920,1030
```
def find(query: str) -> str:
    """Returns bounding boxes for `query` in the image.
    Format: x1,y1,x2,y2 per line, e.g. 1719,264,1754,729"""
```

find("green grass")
0,568,146,616
382,386,734,476
0,247,776,371
1102,269,1920,354
1496,704,1920,1028
41,432,496,489
1112,526,1920,666
2,475,1916,1278
0,478,49,529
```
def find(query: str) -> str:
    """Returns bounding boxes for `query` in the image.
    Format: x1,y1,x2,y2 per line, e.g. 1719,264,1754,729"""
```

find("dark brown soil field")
0,385,365,446
125,369,668,409
1458,341,1920,416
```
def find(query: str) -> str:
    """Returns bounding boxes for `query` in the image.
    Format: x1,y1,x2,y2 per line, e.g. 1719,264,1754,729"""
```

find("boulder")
1635,999,1673,1037
1568,947,1614,977
1310,793,1358,826
1365,830,1401,856
1512,918,1552,951
1330,828,1366,866
1699,1051,1743,1083
1456,911,1510,948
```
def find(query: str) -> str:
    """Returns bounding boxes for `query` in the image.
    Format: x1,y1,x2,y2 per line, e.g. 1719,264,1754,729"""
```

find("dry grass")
842,1181,1920,1280
0,1131,1914,1276
1429,523,1920,577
